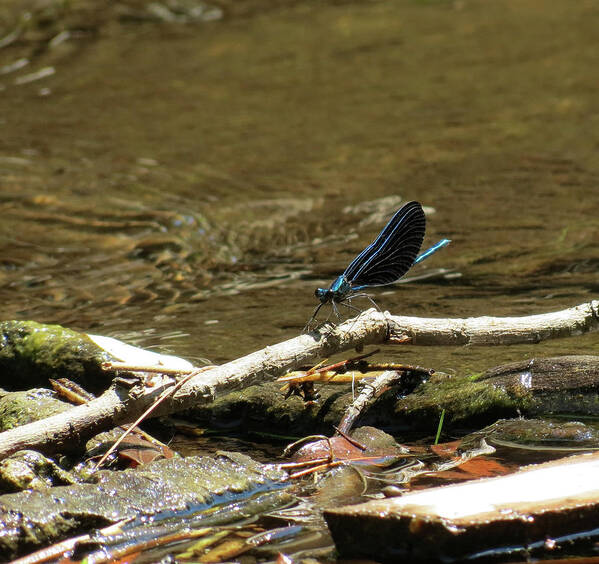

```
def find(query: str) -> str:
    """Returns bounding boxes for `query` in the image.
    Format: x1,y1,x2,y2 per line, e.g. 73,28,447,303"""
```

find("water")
1,0,598,376
1,2,599,561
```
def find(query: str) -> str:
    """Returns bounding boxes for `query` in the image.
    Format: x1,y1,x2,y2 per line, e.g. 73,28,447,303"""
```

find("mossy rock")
0,321,113,393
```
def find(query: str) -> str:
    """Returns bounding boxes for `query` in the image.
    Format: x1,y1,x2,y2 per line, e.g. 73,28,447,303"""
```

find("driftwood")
336,370,410,435
325,450,599,561
0,300,597,459
387,299,599,345
479,355,599,391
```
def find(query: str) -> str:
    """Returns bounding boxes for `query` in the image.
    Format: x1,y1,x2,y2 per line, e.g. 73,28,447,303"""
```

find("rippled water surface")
1,0,598,374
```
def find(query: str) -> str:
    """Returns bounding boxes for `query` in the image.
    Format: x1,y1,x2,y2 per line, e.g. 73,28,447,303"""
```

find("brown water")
1,0,598,375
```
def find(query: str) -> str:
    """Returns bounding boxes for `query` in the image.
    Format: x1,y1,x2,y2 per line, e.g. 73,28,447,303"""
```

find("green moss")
395,374,534,428
0,389,71,431
0,321,112,393
0,452,291,560
0,450,78,493
187,382,351,436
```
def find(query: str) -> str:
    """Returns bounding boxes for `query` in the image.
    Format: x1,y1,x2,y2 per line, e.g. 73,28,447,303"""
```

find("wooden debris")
325,450,599,561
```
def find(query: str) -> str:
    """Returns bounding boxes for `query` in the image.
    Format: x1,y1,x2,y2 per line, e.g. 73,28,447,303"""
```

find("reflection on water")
1,0,598,376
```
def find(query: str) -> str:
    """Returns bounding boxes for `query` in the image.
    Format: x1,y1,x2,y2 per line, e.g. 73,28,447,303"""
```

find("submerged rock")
188,381,355,435
462,418,599,452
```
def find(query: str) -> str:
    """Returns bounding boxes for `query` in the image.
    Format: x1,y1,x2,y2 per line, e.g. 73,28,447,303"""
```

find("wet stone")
0,321,113,394
0,451,291,560
0,388,71,431
0,450,77,493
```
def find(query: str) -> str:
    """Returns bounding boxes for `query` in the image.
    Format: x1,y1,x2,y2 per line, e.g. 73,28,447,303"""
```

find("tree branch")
0,299,597,459
0,313,387,459
387,299,599,345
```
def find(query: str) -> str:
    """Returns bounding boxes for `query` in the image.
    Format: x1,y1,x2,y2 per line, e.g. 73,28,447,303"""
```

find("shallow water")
1,0,598,375
1,2,599,561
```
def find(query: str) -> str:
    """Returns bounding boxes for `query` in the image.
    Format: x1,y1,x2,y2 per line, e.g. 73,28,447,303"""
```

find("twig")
332,426,367,451
93,366,214,470
102,362,200,375
336,370,405,435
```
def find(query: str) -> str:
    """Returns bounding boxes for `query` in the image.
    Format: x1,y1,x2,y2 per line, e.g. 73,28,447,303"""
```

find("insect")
306,200,450,329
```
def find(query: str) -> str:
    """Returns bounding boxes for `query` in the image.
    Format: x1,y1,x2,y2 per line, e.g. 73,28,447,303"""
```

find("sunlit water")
1,0,598,375
1,2,599,561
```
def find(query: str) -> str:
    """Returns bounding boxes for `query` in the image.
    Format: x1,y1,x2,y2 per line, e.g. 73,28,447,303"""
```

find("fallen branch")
388,299,599,345
0,299,597,459
0,313,387,459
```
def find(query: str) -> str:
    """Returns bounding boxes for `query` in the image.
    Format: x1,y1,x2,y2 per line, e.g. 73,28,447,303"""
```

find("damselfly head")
315,288,329,302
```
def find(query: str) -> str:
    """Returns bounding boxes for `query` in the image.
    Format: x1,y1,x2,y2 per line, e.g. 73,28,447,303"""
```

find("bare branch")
0,314,387,459
387,299,599,345
0,299,597,459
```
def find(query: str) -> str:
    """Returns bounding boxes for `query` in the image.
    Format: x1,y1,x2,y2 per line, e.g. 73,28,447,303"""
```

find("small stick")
336,370,406,435
102,362,207,375
288,460,345,479
332,425,367,451
92,366,214,471
277,457,332,470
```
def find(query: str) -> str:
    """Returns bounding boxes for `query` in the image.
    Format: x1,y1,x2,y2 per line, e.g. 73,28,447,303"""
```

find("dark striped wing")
343,201,426,287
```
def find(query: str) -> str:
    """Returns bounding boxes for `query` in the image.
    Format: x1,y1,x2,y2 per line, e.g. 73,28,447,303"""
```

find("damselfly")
306,201,450,329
